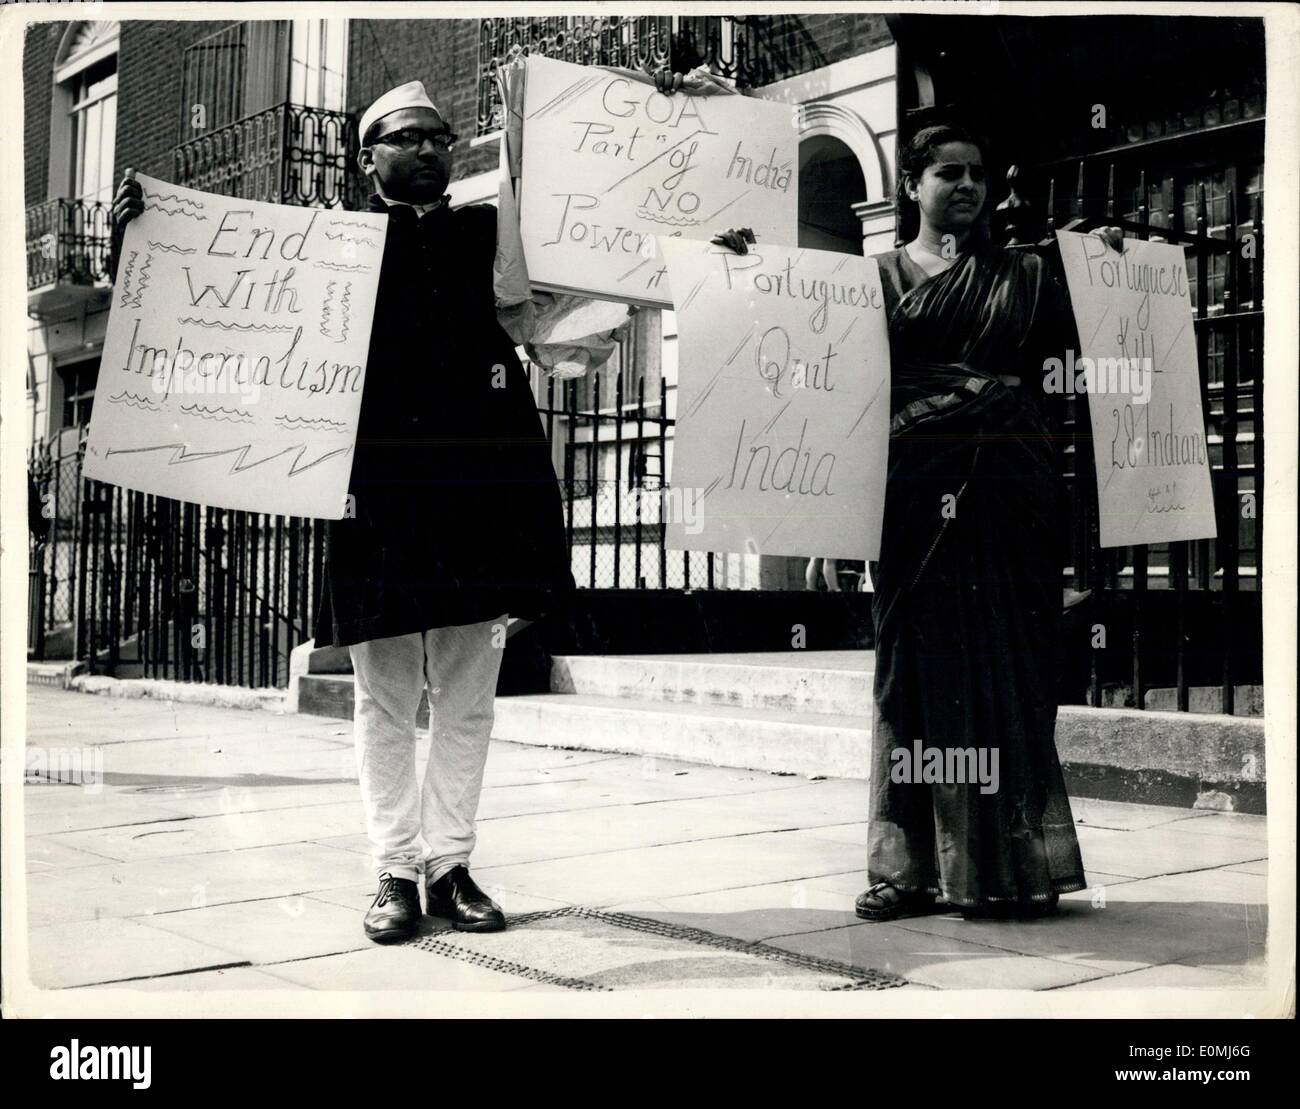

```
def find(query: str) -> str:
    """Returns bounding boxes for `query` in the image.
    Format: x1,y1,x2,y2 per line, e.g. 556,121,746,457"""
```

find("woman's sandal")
854,881,937,923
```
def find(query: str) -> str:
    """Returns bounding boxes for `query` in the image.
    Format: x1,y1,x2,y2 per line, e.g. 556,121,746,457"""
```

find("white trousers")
349,615,507,886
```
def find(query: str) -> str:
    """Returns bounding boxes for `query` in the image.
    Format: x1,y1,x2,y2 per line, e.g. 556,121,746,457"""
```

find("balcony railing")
173,101,364,209
26,197,112,292
476,15,827,135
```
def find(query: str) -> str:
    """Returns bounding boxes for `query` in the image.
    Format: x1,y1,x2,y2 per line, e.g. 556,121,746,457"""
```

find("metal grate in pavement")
408,905,907,991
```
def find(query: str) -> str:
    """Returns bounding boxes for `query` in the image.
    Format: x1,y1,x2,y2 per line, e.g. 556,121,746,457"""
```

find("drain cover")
408,907,906,991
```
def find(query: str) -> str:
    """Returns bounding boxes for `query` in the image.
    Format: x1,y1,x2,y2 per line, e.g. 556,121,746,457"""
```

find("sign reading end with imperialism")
661,239,891,561
83,174,387,520
1056,230,1217,548
518,54,798,308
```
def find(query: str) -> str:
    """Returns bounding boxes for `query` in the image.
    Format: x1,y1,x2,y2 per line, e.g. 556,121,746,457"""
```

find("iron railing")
476,15,827,136
536,371,742,592
179,20,292,140
173,101,363,209
28,431,324,687
26,197,112,291
998,154,1265,715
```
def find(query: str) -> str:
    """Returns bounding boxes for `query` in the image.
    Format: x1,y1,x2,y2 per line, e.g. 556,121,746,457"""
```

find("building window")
49,21,119,205
68,55,117,205
290,19,347,112
59,359,99,431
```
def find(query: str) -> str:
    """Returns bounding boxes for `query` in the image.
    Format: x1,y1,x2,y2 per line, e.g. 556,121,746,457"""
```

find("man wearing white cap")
311,78,582,943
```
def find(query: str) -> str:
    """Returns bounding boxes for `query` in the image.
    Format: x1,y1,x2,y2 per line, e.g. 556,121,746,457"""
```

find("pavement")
17,685,1269,998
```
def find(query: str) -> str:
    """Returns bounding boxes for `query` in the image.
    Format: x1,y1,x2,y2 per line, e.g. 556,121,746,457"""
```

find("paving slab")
256,946,537,992
45,800,366,861
135,895,372,966
1051,960,1263,990
763,921,1101,990
1070,796,1224,832
1160,811,1269,843
475,829,866,907
86,966,295,991
608,881,865,942
24,795,202,836
879,868,1267,976
470,796,866,870
26,842,371,927
26,836,125,872
28,917,248,989
1072,823,1267,879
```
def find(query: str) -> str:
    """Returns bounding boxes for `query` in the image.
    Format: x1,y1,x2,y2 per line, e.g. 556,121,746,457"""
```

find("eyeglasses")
374,127,458,152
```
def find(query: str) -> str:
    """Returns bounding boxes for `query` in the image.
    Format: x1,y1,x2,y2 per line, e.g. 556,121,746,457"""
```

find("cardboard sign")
1056,230,1217,548
661,239,890,560
83,174,387,519
518,54,797,307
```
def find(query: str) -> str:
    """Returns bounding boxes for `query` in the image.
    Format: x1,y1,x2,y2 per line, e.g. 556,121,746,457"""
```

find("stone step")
493,693,870,781
297,673,429,728
294,662,1266,812
549,650,873,716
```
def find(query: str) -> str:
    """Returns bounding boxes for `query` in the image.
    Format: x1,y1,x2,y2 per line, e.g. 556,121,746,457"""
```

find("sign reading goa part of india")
661,239,891,561
518,54,798,307
83,173,387,520
1055,230,1217,549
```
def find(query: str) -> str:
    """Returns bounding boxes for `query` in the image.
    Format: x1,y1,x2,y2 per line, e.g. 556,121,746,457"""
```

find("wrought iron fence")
534,370,747,592
475,14,827,136
28,431,324,687
173,101,362,209
1007,156,1265,715
25,198,112,291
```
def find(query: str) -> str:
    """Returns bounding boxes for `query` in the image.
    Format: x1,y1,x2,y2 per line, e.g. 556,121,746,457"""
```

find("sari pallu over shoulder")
871,244,1062,623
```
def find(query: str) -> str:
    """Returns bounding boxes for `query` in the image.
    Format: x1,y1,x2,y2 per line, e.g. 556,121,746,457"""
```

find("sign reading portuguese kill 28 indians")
518,54,798,308
661,239,891,561
1056,230,1216,549
83,174,388,519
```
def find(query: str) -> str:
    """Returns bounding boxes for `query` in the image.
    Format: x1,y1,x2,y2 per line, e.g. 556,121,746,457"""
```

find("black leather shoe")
425,865,505,932
363,872,422,943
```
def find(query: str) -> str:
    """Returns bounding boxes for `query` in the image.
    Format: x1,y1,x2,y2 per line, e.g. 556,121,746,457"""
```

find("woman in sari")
717,122,1094,920
856,123,1092,920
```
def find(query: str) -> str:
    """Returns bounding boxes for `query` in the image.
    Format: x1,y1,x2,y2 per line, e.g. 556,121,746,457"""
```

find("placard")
518,54,798,307
83,175,387,519
661,239,891,560
1056,230,1217,548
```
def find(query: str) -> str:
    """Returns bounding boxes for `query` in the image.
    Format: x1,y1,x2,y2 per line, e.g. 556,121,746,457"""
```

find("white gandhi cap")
359,80,442,143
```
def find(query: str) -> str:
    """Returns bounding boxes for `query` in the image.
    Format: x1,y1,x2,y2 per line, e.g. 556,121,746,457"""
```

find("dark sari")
868,240,1086,908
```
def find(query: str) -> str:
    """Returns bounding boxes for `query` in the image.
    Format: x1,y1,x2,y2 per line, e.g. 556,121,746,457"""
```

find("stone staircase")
296,650,875,780
293,647,1266,811
495,652,874,779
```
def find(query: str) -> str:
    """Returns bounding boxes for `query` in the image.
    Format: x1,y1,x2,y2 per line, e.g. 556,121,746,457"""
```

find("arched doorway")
798,134,868,255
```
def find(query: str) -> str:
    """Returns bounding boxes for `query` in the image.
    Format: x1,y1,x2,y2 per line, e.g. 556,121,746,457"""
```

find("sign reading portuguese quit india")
517,54,798,308
83,174,388,520
661,238,891,561
1055,230,1217,549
